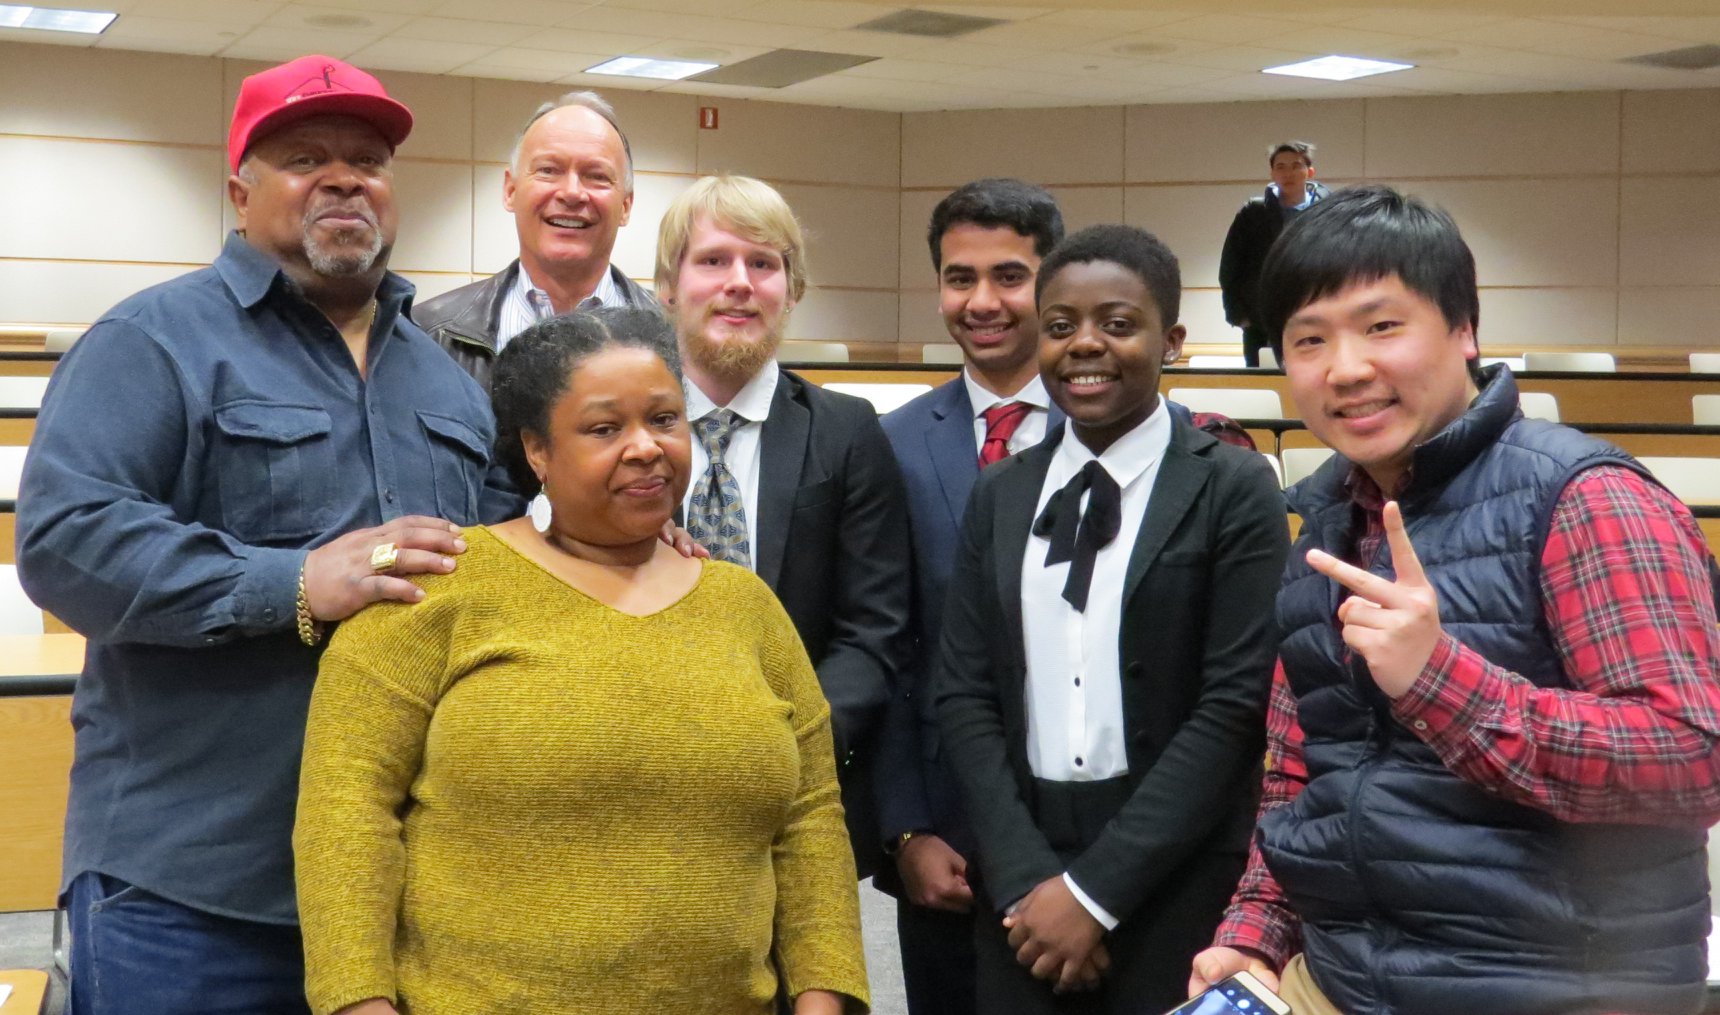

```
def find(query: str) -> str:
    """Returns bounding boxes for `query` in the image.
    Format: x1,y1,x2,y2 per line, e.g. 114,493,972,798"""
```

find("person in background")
15,55,522,1014
415,90,656,390
655,174,912,881
295,307,868,1015
938,224,1288,1014
1218,141,1328,367
1191,185,1720,1015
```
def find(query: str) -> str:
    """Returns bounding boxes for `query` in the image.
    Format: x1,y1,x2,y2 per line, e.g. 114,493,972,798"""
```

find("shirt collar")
1053,397,1171,491
963,369,1051,418
215,230,415,316
1268,182,1315,212
684,359,780,424
517,262,624,314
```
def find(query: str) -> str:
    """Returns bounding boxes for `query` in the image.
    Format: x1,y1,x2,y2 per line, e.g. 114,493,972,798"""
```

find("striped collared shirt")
495,262,626,351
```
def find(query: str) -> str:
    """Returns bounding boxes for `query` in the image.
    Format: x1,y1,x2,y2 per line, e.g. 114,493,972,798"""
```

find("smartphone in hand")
1162,971,1291,1015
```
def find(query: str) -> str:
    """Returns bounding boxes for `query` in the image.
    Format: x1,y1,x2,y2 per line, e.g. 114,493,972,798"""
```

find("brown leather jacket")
411,260,658,392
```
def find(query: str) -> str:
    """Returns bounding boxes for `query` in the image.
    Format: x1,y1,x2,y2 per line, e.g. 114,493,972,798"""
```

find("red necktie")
979,401,1033,467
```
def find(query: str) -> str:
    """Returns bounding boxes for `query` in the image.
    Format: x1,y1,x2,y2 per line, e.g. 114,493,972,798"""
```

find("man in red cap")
17,55,522,1014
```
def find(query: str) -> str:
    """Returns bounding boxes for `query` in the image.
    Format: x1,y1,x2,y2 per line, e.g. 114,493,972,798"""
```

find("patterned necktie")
979,401,1033,467
688,408,752,568
1031,460,1122,612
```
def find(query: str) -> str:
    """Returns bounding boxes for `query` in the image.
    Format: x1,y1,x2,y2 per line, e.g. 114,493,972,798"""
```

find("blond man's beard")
680,317,785,382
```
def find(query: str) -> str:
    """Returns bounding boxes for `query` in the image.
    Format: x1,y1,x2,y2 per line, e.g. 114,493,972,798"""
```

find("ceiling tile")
631,39,769,64
429,0,586,27
839,57,969,84
1337,9,1509,37
596,0,760,15
457,44,601,74
392,15,537,45
347,35,495,72
515,27,664,53
919,5,1050,20
1440,18,1699,61
95,14,244,53
264,4,415,32
955,15,1121,50
1162,45,1330,75
126,0,280,21
562,10,821,48
219,24,377,60
798,28,939,59
297,0,443,13
1038,9,1205,33
1271,26,1435,60
737,1,876,30
1157,14,1316,46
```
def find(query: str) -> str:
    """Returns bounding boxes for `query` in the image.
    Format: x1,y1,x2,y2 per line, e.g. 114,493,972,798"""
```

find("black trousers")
897,899,978,1015
972,777,1244,1015
1240,325,1270,368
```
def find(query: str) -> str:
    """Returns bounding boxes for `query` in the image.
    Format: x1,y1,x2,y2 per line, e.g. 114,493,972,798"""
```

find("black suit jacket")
753,369,913,879
935,416,1288,923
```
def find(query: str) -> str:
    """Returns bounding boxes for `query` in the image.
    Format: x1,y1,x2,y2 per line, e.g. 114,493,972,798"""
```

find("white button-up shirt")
963,370,1052,458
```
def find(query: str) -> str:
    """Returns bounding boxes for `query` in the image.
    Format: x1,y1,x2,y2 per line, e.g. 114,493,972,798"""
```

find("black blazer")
935,416,1288,923
754,369,913,878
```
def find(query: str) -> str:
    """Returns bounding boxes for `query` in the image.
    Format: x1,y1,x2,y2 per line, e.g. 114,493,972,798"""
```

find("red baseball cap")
228,55,413,171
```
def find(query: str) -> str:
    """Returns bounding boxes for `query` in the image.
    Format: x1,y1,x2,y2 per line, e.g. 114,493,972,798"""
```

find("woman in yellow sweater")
294,307,868,1015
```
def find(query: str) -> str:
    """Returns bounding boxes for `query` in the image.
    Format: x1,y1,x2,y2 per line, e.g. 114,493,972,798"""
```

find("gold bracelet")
296,564,323,647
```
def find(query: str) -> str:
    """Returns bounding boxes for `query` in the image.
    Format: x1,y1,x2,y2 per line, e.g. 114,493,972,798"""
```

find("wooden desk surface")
0,634,83,680
0,970,48,1015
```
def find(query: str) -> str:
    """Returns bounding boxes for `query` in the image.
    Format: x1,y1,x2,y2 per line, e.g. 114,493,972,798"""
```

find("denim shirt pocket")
417,410,487,523
212,400,334,543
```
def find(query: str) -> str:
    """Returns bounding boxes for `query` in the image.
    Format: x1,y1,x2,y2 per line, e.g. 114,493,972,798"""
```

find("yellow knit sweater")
295,527,868,1015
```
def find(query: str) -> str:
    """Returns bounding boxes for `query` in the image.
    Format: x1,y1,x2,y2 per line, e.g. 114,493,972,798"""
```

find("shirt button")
1073,676,1081,687
384,489,395,503
262,608,275,622
1412,719,1429,731
1074,756,1084,767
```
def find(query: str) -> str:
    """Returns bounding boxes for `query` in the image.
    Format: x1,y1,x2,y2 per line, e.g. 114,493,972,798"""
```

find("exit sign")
699,106,719,129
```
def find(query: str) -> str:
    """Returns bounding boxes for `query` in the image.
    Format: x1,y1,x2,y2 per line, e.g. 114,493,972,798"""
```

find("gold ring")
369,542,399,573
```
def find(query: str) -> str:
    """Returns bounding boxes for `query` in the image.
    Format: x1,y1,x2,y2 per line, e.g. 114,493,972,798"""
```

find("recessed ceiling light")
1264,55,1413,81
0,4,116,33
586,56,718,80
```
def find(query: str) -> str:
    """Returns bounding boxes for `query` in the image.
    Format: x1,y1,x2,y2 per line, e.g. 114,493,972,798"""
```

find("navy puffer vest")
1264,368,1710,1015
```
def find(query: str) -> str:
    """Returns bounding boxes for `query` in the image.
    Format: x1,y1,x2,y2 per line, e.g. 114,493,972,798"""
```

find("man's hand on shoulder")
302,515,467,622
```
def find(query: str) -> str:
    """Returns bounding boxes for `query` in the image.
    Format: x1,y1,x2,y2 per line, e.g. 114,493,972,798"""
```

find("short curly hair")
490,305,681,493
1035,224,1182,328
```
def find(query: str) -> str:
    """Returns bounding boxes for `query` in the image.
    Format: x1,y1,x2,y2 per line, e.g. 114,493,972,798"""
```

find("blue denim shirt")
16,232,523,924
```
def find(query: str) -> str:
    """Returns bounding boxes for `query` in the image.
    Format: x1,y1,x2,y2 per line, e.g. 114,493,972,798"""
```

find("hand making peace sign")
1305,501,1443,699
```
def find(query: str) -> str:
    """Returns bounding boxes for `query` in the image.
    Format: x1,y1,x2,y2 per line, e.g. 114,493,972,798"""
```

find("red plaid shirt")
1216,464,1720,968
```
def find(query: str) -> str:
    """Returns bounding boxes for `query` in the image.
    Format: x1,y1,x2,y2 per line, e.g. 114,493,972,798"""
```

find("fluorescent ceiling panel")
0,4,116,32
1263,54,1413,81
586,55,718,80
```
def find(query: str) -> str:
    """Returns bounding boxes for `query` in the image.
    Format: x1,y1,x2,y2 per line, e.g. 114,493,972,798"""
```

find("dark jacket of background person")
15,234,522,923
413,259,657,390
935,417,1287,994
1268,372,1710,1015
1217,182,1331,331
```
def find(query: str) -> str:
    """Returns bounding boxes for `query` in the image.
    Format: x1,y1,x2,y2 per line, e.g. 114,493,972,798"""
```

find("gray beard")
303,220,384,277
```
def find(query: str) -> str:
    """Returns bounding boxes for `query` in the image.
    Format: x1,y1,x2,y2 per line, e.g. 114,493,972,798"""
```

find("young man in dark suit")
873,178,1067,1015
937,225,1289,1013
655,174,911,880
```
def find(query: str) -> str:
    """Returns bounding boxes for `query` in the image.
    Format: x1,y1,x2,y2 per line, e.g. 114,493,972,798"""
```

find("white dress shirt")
963,370,1052,458
1019,403,1172,930
681,361,779,571
495,261,626,351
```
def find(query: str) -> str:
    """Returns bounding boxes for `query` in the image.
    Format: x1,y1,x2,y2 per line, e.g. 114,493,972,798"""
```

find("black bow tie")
1032,459,1122,612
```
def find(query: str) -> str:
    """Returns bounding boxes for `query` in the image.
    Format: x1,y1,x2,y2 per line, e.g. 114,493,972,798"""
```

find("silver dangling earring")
530,482,552,534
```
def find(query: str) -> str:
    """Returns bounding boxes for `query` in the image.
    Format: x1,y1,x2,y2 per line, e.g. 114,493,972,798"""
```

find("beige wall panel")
1476,288,1617,349
695,99,898,188
1364,92,1620,179
609,173,696,284
0,261,198,325
1125,99,1365,183
0,44,224,145
901,105,1122,188
898,189,943,290
471,80,700,173
370,70,474,162
1403,178,1618,287
1053,186,1125,232
1177,289,1238,349
400,272,479,303
1622,90,1720,175
779,184,898,291
787,289,897,344
0,138,224,264
472,164,517,274
898,292,945,347
1124,184,1250,289
1619,177,1720,287
1617,287,1720,347
389,161,475,274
